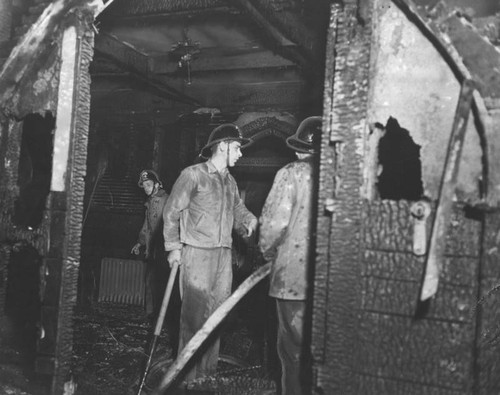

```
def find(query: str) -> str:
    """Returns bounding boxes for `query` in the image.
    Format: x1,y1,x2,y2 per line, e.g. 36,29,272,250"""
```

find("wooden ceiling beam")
150,47,296,73
98,6,235,23
94,32,297,74
101,0,226,19
94,32,199,105
232,0,314,71
233,0,294,47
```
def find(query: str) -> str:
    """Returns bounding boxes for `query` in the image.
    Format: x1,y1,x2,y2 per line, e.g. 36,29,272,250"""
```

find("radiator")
98,258,146,306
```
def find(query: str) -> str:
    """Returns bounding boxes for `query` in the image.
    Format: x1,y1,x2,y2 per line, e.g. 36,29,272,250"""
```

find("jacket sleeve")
151,193,169,236
233,184,257,235
137,200,148,245
258,166,294,259
138,216,147,246
163,169,195,251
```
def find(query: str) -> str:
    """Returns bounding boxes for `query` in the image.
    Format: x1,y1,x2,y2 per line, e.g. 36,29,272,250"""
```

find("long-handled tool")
137,261,180,395
420,79,475,301
151,262,271,395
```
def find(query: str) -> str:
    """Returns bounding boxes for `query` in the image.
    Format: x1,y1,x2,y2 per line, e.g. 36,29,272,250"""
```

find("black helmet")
199,123,251,159
138,169,162,188
286,116,322,154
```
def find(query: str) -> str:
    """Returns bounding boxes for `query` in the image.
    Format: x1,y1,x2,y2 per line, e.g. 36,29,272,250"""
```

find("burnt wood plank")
364,200,481,257
312,2,372,394
476,212,500,395
361,277,476,322
363,251,477,286
355,374,467,395
356,312,474,391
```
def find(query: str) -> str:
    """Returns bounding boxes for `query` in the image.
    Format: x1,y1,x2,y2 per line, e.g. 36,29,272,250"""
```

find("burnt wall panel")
359,199,481,393
364,200,481,257
363,251,477,286
311,2,372,394
361,277,476,322
476,212,500,395
362,250,423,280
356,312,474,391
356,374,467,395
364,200,414,252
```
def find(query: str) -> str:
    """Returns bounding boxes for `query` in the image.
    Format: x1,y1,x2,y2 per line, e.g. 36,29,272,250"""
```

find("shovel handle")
152,262,272,394
136,261,180,395
154,261,179,336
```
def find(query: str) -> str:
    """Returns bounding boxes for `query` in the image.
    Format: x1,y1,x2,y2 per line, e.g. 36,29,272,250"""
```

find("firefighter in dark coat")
131,169,169,318
259,117,321,395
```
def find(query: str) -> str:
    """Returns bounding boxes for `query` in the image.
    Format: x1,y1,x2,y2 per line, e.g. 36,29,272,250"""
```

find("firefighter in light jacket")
163,124,257,383
259,117,322,395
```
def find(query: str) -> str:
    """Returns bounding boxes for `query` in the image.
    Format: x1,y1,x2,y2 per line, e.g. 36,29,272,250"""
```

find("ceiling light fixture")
170,27,201,85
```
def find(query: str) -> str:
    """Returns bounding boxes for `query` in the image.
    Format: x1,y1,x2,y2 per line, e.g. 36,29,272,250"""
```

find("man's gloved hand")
131,243,142,255
167,249,182,268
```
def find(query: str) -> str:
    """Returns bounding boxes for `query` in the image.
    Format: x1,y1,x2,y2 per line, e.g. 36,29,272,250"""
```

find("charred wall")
312,0,498,394
359,201,481,393
0,2,101,393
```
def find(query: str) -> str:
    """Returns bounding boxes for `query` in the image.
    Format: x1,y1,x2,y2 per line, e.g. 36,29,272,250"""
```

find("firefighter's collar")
206,160,228,175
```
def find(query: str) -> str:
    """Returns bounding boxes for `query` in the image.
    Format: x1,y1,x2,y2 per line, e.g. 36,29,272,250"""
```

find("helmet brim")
199,137,251,159
286,136,316,154
138,170,162,188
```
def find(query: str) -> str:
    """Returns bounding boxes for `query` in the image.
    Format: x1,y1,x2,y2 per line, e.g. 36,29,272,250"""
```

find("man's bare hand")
246,218,258,237
167,249,182,268
131,243,141,255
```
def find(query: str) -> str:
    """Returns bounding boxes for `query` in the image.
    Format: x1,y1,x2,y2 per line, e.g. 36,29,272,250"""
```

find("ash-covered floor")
0,302,278,395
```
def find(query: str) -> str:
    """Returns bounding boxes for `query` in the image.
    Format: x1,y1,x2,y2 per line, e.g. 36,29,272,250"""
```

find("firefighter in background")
259,117,322,395
163,123,257,382
131,170,169,319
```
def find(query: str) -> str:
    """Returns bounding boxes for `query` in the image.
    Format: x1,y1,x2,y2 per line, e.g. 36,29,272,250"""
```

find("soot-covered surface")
71,303,277,394
0,301,277,394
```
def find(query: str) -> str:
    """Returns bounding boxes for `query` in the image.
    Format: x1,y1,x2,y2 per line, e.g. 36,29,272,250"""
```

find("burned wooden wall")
359,201,481,394
0,2,101,393
476,212,500,395
312,2,370,392
312,0,500,394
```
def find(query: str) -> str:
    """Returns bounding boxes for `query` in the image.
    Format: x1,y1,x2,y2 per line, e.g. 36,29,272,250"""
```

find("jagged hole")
377,116,423,200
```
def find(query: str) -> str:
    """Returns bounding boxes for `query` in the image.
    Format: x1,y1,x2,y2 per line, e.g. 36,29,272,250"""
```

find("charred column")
37,15,94,395
312,1,373,393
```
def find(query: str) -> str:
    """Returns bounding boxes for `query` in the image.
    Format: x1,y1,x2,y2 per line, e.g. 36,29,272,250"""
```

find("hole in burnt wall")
377,116,424,201
13,112,55,229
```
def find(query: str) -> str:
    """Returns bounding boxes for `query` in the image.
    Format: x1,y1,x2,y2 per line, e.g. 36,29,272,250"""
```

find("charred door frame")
0,5,96,394
311,2,372,393
42,20,94,394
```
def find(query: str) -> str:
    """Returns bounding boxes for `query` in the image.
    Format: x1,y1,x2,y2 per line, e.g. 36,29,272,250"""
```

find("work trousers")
276,298,306,395
178,245,232,381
